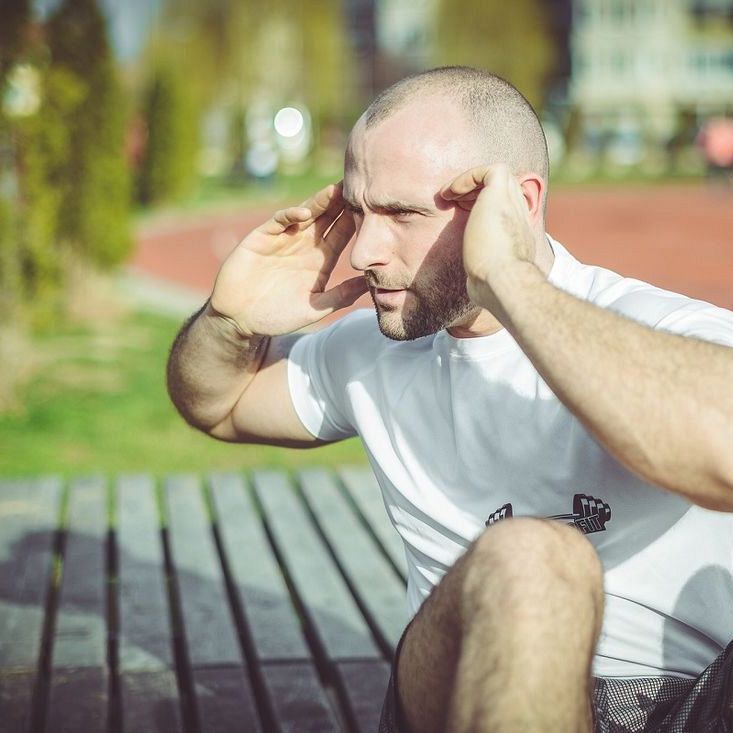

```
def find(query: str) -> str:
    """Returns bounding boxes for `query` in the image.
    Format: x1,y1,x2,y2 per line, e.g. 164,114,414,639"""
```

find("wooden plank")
261,662,339,733
0,477,62,733
0,671,40,733
208,472,309,662
299,468,408,654
338,467,408,580
163,475,261,732
253,470,380,662
46,476,108,733
44,668,107,733
335,660,391,733
116,475,182,733
119,670,182,733
209,473,339,732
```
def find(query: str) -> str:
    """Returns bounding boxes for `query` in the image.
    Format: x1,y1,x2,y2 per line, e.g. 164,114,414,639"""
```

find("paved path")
131,184,733,321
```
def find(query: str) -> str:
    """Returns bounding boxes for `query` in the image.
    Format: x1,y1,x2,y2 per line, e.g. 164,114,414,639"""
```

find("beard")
367,251,477,341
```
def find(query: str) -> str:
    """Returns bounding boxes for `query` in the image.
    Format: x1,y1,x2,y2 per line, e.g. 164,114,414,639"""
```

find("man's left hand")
441,163,543,322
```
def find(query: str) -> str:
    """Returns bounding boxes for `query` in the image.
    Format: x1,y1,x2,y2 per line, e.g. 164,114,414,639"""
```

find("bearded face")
365,230,477,341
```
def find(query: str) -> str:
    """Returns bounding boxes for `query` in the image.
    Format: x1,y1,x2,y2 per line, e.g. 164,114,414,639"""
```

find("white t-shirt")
287,237,733,679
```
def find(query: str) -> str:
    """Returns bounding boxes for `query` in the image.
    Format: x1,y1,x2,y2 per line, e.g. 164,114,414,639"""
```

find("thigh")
392,550,472,733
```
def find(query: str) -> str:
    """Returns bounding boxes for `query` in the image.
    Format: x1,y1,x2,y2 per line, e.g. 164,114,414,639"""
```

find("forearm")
481,264,733,510
166,301,270,432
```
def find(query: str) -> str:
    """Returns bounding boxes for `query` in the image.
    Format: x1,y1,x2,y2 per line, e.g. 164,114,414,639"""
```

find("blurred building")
569,0,733,163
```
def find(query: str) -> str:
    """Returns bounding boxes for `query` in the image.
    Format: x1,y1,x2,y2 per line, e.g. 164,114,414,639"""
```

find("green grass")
0,309,367,478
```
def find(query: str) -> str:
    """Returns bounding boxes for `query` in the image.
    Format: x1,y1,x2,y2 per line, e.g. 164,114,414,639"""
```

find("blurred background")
1,0,732,477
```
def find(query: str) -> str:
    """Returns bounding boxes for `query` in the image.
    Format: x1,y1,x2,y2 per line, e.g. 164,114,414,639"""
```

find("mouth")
370,286,408,308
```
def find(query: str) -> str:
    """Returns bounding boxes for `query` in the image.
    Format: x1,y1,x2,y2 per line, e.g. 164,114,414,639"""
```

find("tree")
137,61,199,205
45,0,132,267
0,0,30,317
299,0,359,129
159,0,358,168
13,68,86,325
0,0,31,82
433,0,557,111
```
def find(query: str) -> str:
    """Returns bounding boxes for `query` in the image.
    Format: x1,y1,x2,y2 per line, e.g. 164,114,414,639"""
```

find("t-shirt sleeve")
287,312,371,441
597,277,733,348
655,300,733,348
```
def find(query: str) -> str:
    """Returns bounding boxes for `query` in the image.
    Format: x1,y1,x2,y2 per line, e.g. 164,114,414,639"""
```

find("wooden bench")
0,467,409,732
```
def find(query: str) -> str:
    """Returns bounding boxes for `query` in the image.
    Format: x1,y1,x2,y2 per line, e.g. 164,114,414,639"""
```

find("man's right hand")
210,181,368,338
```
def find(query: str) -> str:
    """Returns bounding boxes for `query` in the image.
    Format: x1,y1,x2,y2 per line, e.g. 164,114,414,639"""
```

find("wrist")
468,260,544,319
204,300,258,342
489,259,545,301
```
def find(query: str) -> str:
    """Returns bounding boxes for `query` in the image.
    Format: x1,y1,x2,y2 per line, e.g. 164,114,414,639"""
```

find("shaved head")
363,66,549,189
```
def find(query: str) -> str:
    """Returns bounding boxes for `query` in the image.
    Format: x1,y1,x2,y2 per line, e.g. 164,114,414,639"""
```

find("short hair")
364,66,549,184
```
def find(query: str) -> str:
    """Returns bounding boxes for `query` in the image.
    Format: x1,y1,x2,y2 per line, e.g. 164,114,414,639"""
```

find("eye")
392,210,418,223
344,203,364,218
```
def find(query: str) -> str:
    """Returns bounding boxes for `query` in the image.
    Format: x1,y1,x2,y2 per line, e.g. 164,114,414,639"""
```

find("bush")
137,62,199,205
46,0,132,268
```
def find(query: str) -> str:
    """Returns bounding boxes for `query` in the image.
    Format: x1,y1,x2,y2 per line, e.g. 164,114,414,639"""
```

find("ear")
518,174,545,226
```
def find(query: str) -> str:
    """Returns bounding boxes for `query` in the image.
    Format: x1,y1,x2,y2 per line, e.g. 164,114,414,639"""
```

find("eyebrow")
342,192,434,217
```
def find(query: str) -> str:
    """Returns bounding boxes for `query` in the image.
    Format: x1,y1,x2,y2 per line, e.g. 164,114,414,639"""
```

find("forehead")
345,96,476,205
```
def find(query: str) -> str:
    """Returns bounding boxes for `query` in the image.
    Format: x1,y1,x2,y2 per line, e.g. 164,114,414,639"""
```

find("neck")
447,231,554,339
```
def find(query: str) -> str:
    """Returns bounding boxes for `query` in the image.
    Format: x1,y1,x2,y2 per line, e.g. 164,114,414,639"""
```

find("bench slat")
46,476,108,732
261,662,340,733
208,472,309,661
335,660,392,733
117,475,175,671
209,473,340,731
192,665,260,733
299,468,408,654
0,477,62,733
338,467,408,580
116,475,182,732
164,475,242,666
120,670,183,733
253,470,381,662
164,475,261,732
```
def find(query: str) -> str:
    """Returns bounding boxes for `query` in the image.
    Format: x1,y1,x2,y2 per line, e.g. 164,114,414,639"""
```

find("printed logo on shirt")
485,493,612,535
485,502,513,527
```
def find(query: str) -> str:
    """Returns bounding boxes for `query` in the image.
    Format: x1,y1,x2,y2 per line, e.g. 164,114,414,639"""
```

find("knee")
460,518,604,616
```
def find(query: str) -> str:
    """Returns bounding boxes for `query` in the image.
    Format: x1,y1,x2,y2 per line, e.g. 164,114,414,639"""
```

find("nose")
349,215,394,272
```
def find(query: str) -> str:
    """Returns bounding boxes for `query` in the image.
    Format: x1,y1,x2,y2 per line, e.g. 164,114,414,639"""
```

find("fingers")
322,210,356,256
311,276,368,316
258,181,345,236
440,163,513,201
301,180,346,230
312,181,349,237
258,206,312,235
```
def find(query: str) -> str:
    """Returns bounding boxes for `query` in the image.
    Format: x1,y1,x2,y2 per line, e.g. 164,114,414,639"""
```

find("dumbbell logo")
548,493,612,535
485,502,513,527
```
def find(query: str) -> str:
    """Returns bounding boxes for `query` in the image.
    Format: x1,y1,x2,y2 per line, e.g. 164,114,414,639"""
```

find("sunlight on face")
344,101,480,340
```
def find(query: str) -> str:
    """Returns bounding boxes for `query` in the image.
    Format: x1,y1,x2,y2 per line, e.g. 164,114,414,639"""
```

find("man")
167,67,733,732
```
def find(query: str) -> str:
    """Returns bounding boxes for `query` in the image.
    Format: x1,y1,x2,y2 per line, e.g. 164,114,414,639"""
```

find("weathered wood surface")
0,477,62,733
0,467,407,732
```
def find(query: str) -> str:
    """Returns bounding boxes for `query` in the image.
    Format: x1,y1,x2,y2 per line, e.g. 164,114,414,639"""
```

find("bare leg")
396,518,604,733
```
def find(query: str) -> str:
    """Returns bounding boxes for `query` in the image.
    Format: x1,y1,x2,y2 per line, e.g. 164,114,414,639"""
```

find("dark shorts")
378,624,733,733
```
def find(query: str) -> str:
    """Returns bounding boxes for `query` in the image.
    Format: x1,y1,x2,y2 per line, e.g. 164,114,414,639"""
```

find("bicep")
208,334,332,448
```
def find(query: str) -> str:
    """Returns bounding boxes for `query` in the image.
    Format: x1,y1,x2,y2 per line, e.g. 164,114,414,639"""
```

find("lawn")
0,308,368,478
